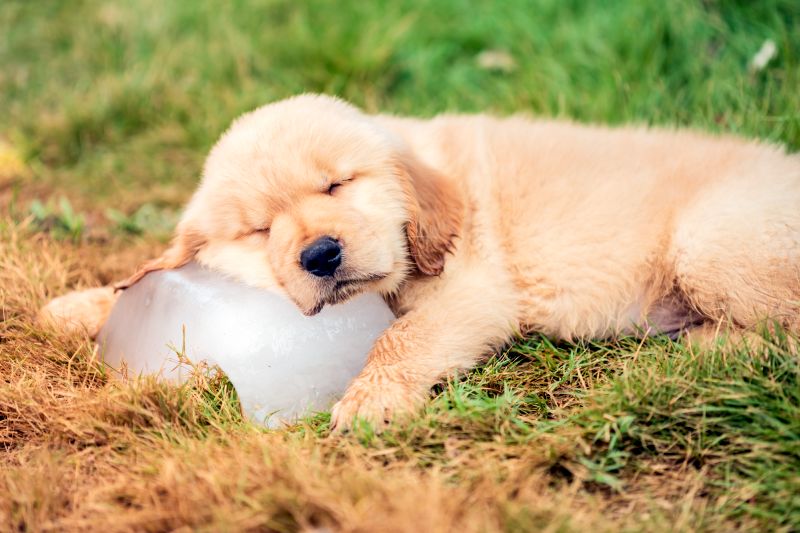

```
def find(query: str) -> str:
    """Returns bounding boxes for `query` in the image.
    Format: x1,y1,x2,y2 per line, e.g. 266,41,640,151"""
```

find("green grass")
574,335,800,525
2,0,799,530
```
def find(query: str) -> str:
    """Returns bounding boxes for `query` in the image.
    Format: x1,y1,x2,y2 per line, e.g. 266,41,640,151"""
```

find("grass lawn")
2,0,799,530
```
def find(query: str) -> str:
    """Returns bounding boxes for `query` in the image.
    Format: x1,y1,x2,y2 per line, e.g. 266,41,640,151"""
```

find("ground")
1,1,799,531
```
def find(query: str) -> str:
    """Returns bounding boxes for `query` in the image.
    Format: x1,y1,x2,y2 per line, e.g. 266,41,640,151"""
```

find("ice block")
97,262,395,427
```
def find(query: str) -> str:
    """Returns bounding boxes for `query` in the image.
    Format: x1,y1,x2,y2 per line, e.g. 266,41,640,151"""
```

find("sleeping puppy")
40,94,800,430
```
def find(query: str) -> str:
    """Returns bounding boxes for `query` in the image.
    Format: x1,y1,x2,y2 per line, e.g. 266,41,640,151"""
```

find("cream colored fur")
40,94,800,430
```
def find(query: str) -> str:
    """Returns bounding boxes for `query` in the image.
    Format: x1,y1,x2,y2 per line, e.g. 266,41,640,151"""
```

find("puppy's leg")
672,167,800,334
681,322,754,352
682,321,800,357
331,267,518,432
38,287,119,339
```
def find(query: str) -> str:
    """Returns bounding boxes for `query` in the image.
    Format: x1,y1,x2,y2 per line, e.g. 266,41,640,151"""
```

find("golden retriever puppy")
40,94,800,430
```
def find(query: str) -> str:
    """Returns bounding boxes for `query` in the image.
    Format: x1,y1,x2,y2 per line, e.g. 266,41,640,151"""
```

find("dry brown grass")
0,217,734,532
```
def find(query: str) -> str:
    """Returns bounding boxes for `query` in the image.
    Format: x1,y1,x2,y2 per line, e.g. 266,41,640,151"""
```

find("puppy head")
117,94,463,315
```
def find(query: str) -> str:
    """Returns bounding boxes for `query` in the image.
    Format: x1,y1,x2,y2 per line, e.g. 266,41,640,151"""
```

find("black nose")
300,236,342,277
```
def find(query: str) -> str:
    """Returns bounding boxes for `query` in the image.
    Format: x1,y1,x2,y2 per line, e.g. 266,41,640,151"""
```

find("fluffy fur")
40,94,800,430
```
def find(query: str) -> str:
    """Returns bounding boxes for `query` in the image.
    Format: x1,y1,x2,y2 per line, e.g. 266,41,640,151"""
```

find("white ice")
97,262,395,427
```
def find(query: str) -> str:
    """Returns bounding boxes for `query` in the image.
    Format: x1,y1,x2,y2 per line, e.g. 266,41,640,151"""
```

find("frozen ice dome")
97,262,395,427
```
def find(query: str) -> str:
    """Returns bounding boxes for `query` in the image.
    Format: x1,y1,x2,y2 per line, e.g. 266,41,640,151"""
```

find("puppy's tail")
37,287,119,339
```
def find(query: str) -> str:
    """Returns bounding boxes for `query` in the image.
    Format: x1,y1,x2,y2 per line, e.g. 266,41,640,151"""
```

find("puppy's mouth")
301,272,388,316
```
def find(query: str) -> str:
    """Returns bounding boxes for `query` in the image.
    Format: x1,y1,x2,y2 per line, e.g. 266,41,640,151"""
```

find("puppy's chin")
302,302,325,317
296,275,387,316
297,290,355,317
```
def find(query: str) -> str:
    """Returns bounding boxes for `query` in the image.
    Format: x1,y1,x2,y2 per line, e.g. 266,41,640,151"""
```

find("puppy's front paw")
330,372,425,434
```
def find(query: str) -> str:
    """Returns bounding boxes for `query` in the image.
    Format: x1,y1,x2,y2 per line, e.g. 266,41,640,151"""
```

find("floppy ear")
114,227,205,290
398,152,464,276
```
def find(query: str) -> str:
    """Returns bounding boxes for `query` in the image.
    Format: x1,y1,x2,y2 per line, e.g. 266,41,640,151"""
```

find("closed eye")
253,227,270,236
326,176,353,195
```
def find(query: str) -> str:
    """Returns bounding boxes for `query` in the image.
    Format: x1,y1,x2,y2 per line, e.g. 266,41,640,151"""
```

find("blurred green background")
2,0,799,212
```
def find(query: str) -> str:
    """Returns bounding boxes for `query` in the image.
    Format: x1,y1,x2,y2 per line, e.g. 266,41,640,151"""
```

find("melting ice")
97,262,395,427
